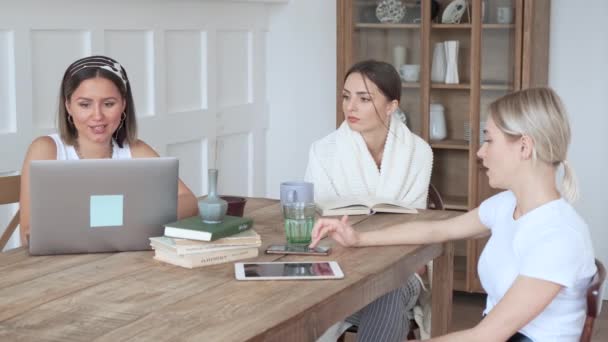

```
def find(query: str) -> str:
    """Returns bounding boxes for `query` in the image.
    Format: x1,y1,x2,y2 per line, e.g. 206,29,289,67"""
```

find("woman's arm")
310,208,488,248
427,276,562,342
19,137,57,245
130,141,198,219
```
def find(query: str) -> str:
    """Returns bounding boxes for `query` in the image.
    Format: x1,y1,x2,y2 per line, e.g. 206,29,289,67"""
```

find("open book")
315,197,418,216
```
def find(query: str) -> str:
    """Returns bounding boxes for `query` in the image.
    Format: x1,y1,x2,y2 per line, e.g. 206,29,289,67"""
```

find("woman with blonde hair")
311,87,596,341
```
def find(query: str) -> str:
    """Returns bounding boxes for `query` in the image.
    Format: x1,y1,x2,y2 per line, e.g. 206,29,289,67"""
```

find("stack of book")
150,215,261,268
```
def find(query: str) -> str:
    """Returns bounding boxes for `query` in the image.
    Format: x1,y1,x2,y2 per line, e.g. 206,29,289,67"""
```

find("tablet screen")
244,262,335,278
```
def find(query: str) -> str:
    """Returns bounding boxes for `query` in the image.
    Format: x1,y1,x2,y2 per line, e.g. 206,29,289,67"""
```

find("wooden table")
0,198,458,341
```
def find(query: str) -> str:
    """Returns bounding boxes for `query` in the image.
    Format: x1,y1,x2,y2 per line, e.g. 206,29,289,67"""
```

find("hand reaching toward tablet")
309,215,360,248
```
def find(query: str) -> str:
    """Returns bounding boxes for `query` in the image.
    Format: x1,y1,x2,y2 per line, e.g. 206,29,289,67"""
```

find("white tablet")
234,261,344,280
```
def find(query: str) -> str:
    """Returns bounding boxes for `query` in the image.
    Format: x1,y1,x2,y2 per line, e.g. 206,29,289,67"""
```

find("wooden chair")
0,175,20,251
338,184,444,342
427,183,445,211
580,259,606,342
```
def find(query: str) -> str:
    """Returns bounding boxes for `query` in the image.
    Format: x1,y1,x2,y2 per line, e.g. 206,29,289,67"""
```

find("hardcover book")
164,215,253,241
315,197,418,216
150,230,261,255
153,246,259,269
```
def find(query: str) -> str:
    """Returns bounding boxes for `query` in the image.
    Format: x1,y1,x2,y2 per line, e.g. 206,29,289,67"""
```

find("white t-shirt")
477,191,596,342
48,133,132,160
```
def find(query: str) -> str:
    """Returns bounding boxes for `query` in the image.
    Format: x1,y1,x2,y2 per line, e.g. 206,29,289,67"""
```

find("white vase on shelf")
430,103,447,141
444,40,459,84
393,45,406,69
431,42,446,83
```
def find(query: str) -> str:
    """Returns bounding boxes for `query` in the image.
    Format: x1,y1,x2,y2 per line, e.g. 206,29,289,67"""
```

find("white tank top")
48,133,132,160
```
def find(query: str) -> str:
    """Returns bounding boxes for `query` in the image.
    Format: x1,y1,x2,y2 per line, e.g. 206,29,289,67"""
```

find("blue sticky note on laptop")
90,195,124,227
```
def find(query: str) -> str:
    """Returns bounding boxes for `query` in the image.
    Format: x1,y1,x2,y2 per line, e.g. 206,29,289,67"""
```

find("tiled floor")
342,291,607,341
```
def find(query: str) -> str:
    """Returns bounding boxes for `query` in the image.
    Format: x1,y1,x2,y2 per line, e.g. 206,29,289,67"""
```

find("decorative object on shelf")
441,0,467,24
444,40,459,84
198,169,228,224
431,42,446,83
393,45,406,68
496,6,513,24
430,103,447,141
400,64,420,82
375,0,406,24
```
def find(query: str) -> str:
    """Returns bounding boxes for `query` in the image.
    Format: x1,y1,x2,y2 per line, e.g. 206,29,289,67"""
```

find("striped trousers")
345,274,421,342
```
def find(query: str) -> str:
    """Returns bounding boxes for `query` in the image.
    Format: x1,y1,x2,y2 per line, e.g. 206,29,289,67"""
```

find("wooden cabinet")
337,0,550,292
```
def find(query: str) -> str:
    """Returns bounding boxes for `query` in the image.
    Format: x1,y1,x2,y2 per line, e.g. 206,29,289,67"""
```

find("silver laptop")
29,158,178,255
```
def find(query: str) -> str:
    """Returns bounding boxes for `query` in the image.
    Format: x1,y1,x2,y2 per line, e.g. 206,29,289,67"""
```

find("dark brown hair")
344,60,401,127
344,60,402,102
58,55,137,148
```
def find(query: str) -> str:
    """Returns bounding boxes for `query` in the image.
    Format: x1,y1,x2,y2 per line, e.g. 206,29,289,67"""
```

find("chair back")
0,175,20,251
427,183,444,210
580,258,607,342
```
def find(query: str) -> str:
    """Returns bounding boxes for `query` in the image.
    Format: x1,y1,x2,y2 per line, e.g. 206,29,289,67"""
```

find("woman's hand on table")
309,215,360,248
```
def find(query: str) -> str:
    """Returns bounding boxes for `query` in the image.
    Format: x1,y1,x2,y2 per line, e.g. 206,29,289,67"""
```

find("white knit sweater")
304,114,433,209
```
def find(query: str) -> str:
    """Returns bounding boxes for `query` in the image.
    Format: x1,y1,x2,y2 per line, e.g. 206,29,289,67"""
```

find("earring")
113,112,127,139
67,115,74,126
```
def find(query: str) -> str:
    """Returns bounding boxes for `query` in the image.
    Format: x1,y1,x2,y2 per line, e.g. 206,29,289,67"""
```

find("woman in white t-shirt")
310,87,597,342
19,55,199,244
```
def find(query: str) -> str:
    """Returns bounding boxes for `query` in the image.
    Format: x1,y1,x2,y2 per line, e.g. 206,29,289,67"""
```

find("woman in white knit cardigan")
305,60,433,342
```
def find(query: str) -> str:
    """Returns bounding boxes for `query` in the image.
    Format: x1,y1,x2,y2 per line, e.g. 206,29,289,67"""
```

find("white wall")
549,0,608,281
265,0,336,198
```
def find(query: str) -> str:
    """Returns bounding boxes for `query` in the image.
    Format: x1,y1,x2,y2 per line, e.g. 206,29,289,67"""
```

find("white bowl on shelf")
400,64,420,82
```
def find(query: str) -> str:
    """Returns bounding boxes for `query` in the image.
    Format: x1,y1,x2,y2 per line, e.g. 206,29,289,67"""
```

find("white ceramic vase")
430,103,447,140
431,42,446,83
444,40,459,84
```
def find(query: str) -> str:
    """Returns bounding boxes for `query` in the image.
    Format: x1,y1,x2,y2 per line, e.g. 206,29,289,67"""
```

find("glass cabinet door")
351,0,424,137
428,0,474,212
470,0,520,293
478,0,520,204
339,0,541,293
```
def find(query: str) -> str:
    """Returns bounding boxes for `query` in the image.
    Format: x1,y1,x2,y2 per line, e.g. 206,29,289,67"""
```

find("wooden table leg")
431,241,454,337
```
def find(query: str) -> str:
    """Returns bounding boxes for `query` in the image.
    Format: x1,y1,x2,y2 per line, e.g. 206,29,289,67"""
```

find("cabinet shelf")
431,83,470,90
432,23,471,29
431,23,514,30
443,195,469,211
401,82,420,88
483,24,515,29
481,83,513,91
427,83,512,91
431,139,469,150
355,23,420,30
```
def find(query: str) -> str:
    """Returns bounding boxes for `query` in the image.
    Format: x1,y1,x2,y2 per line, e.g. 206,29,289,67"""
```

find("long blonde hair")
489,87,578,202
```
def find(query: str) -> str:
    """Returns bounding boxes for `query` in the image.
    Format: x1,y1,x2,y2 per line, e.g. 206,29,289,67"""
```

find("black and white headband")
68,56,128,87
